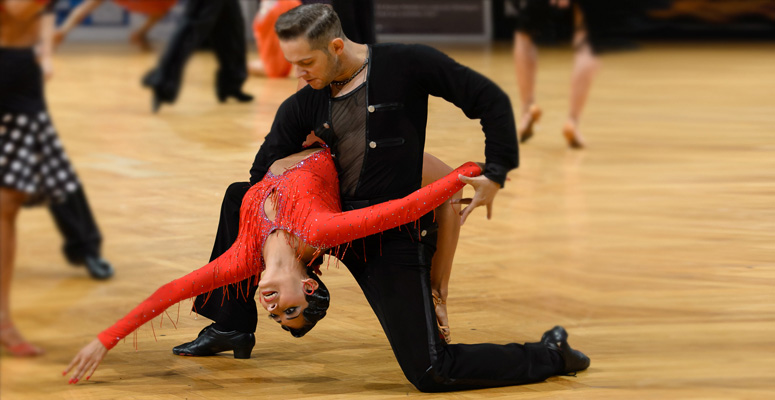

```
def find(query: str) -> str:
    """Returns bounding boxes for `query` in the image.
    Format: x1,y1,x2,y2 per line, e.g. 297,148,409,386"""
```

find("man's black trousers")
146,0,248,101
49,186,102,263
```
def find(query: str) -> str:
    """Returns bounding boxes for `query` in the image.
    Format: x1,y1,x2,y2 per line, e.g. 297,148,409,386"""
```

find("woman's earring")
304,285,316,295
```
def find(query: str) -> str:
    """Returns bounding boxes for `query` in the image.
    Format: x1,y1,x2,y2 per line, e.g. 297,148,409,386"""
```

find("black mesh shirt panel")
330,83,367,198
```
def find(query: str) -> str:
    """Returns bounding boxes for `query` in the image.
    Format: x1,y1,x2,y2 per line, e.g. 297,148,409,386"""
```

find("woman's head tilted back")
259,229,330,337
285,266,329,338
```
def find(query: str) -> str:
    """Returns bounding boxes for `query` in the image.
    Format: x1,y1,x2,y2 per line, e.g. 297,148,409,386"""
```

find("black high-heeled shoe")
541,326,590,374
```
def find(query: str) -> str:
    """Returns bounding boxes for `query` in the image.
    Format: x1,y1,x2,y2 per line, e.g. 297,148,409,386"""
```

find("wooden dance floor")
1,41,773,399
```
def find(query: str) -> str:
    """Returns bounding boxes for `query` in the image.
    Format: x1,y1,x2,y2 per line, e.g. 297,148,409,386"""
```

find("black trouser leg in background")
340,214,564,392
212,0,248,95
193,182,259,333
146,0,227,101
48,186,102,264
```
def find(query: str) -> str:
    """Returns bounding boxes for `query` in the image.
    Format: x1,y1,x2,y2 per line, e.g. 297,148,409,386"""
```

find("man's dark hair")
283,266,330,338
275,4,345,51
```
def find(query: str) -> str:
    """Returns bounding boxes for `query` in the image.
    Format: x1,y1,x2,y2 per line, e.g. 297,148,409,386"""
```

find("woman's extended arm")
64,223,263,383
39,9,55,79
54,0,104,48
303,162,482,249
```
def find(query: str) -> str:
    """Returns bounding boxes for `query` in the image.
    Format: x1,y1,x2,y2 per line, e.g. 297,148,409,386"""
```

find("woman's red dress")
98,149,480,349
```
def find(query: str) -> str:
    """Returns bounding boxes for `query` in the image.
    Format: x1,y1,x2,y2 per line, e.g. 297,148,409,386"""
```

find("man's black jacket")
249,43,519,205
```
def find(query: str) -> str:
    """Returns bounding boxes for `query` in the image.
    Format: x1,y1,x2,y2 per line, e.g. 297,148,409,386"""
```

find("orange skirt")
253,0,302,78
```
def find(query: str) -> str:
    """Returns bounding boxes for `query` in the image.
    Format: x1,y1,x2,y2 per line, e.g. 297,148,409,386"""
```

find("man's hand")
63,338,108,384
451,175,501,225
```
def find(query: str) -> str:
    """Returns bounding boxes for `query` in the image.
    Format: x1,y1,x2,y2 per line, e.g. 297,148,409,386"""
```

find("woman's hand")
52,31,66,50
63,338,108,384
40,55,54,81
452,174,501,225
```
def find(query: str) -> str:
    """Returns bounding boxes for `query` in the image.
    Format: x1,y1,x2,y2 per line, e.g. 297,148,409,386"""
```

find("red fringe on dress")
97,149,481,349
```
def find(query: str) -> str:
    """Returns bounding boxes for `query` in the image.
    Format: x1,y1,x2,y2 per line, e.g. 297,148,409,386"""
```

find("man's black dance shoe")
141,70,174,113
82,255,114,280
215,72,254,104
172,324,255,359
216,88,254,104
541,326,591,374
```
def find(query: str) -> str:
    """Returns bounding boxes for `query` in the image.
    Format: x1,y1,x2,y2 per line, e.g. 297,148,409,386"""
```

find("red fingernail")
68,379,73,384
62,371,66,376
73,378,79,384
86,376,90,380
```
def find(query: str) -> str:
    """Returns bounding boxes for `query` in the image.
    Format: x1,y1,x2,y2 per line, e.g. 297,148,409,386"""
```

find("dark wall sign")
375,0,490,40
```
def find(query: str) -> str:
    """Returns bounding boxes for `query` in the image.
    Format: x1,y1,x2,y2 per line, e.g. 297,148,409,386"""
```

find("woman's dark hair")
283,265,330,338
275,4,345,51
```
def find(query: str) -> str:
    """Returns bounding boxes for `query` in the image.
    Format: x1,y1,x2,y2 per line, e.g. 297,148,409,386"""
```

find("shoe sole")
172,350,251,359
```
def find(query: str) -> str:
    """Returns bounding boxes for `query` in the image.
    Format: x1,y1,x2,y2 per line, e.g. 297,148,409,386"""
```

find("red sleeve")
97,236,261,350
96,161,480,349
302,162,481,248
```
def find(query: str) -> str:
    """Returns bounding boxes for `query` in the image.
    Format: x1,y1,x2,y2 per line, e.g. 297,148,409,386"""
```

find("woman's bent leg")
422,153,461,342
0,188,44,356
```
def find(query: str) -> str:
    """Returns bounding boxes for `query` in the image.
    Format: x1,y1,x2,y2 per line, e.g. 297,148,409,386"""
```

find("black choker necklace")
331,58,369,87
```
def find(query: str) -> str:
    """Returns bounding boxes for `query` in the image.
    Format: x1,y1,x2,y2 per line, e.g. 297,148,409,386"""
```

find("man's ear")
330,37,345,55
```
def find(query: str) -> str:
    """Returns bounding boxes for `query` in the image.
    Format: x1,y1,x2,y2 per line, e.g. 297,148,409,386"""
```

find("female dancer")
64,146,482,383
512,0,600,148
53,0,176,51
0,0,82,356
249,0,302,78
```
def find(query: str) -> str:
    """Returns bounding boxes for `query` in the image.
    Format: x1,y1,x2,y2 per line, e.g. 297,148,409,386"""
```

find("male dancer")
142,0,253,112
174,5,589,391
